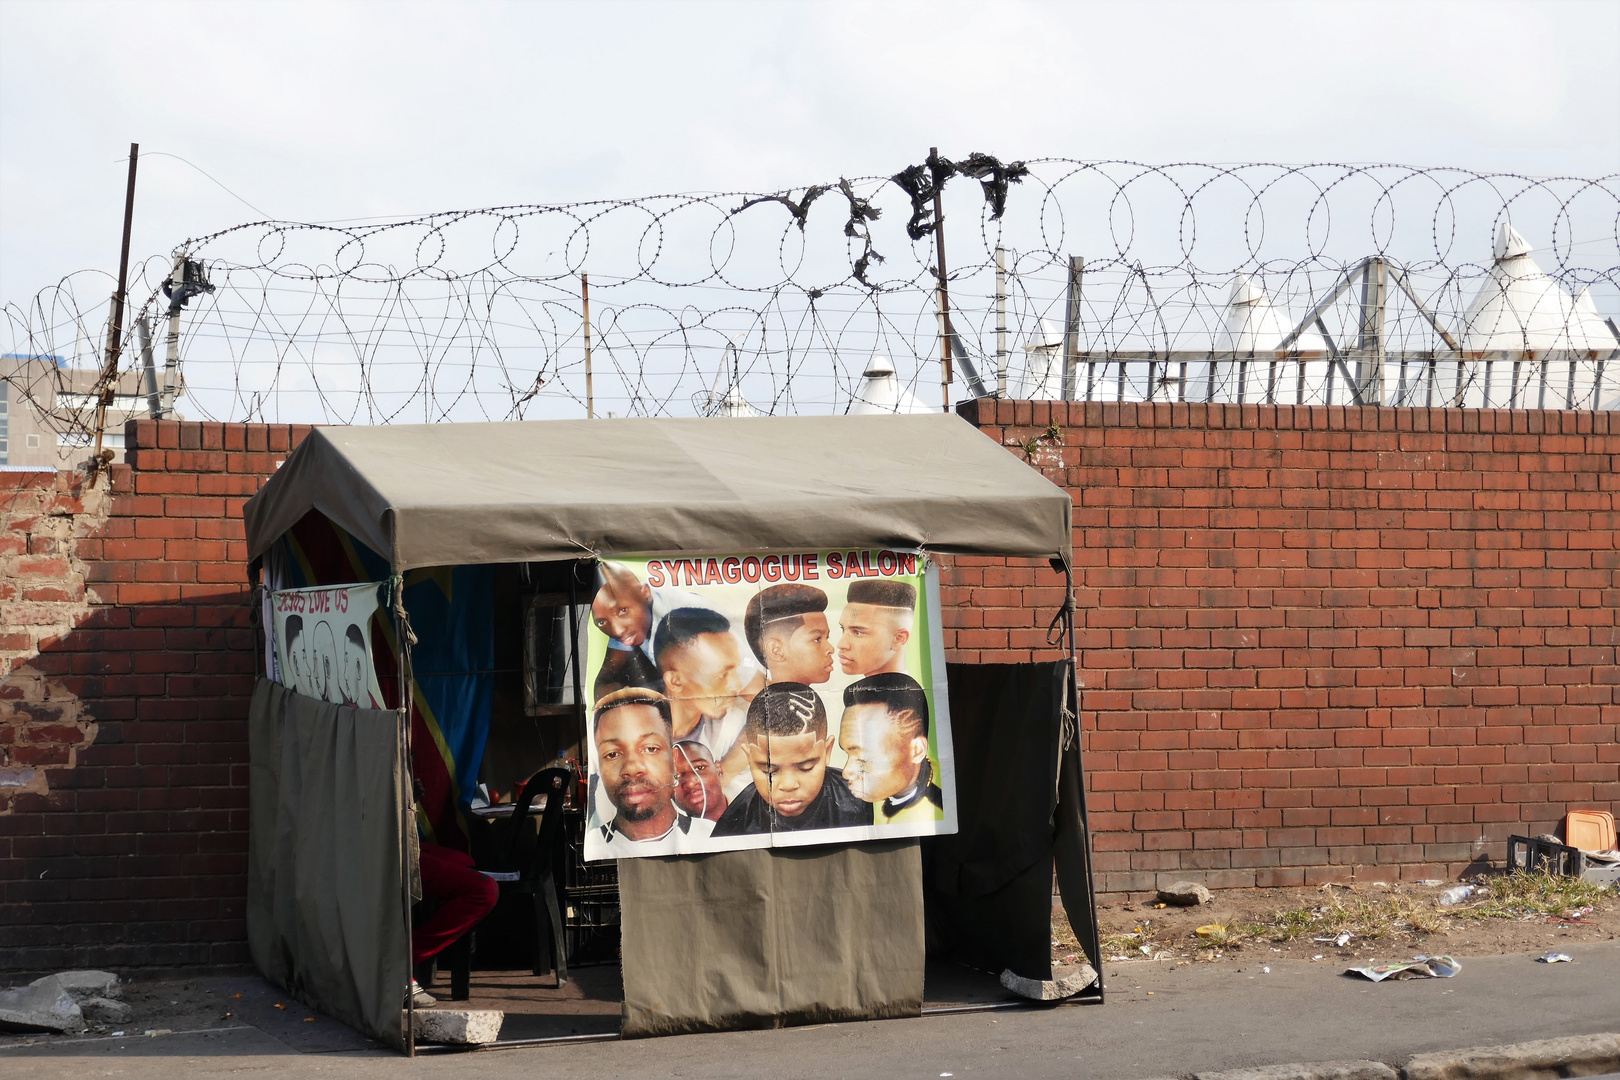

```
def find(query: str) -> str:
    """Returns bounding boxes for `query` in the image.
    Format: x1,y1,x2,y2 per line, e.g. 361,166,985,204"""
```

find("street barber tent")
242,413,1099,1051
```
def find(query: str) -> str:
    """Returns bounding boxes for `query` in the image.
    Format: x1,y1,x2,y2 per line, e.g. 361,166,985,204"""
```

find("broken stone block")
999,963,1099,1001
1157,880,1213,906
34,970,120,1001
0,976,85,1034
1194,1061,1398,1080
413,1008,503,1044
81,997,133,1025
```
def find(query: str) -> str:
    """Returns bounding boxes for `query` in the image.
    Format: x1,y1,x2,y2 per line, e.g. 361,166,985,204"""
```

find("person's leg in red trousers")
413,841,499,965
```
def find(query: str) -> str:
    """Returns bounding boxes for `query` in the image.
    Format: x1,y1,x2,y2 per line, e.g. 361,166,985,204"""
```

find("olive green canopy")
243,413,1071,571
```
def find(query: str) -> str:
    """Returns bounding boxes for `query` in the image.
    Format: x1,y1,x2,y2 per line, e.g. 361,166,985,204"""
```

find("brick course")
946,399,1620,894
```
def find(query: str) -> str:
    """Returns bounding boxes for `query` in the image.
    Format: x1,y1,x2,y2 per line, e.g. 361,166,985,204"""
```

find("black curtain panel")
924,662,1097,982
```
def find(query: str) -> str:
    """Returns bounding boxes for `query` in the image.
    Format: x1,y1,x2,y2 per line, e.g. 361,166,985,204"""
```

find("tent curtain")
617,841,925,1038
247,678,412,1051
923,661,1097,981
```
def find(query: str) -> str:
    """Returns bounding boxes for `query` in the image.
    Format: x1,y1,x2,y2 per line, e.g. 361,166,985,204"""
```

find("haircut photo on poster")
582,551,957,860
271,583,386,709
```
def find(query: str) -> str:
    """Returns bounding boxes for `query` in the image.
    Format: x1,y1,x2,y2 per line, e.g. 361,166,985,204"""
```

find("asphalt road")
4,942,1617,1080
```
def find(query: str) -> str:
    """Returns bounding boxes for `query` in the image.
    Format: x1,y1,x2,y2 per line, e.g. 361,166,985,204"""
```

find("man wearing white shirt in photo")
592,687,714,855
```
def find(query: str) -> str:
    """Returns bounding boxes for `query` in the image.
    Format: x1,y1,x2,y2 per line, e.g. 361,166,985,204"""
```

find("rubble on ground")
0,976,84,1034
413,1008,503,1044
999,962,1099,1001
1157,881,1213,906
0,970,124,1035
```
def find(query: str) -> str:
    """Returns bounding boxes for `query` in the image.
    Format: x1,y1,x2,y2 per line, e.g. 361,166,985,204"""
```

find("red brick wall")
945,399,1620,893
0,420,308,973
6,407,1619,970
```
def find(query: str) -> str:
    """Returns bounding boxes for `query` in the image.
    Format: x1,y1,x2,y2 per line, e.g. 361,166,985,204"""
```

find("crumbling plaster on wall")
0,470,110,804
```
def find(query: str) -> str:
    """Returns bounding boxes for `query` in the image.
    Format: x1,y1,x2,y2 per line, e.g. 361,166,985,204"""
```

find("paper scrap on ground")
1344,956,1460,981
1536,952,1572,963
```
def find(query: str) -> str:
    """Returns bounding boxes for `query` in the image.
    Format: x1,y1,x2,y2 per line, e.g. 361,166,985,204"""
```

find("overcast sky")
2,0,1616,311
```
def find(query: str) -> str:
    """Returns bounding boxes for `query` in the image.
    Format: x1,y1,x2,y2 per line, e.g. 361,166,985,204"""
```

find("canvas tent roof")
244,413,1072,572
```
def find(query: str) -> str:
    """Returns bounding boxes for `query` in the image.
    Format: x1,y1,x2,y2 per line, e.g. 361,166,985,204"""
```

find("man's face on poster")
767,613,835,684
287,631,306,690
341,630,365,705
741,730,831,818
836,603,910,676
838,702,927,804
592,574,653,648
672,742,725,819
595,704,675,824
312,622,337,700
665,631,746,725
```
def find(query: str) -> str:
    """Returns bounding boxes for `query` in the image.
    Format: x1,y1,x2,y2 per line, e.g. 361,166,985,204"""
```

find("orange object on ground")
1564,810,1617,853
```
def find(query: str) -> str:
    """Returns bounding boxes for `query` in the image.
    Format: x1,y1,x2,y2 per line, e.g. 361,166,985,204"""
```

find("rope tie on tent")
1060,672,1079,753
388,575,419,648
1048,559,1080,752
382,579,421,722
382,573,419,706
1046,559,1077,647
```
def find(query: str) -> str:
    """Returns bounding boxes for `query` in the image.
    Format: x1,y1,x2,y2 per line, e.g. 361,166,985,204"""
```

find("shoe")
408,980,436,1008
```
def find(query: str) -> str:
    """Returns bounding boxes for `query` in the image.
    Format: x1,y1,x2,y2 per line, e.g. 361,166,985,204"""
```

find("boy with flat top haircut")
838,672,942,826
743,583,835,685
836,579,916,677
711,682,872,837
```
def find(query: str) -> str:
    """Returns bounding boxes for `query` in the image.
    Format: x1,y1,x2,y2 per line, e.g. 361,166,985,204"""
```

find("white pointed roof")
713,386,759,417
850,356,930,415
1020,320,1065,399
1494,222,1534,260
1023,318,1064,352
1574,287,1620,347
1216,274,1326,352
1460,224,1616,351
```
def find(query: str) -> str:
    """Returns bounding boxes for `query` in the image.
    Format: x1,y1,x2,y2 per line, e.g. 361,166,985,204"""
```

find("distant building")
0,355,154,469
850,356,930,415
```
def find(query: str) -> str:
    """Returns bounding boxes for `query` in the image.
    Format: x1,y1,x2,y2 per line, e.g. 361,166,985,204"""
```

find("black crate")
1506,834,1587,877
562,822,620,964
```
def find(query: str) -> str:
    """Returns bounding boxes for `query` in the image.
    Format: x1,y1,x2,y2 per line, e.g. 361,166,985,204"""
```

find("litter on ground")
1344,956,1460,981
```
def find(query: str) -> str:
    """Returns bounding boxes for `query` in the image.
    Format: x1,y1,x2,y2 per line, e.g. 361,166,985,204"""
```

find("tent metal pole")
1065,561,1103,1002
394,575,415,1057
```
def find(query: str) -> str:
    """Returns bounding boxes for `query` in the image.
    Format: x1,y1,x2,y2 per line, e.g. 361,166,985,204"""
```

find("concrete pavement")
3,943,1617,1079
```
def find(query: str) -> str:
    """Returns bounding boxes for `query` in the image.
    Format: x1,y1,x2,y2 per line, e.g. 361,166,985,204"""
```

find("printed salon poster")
272,583,386,710
582,550,957,861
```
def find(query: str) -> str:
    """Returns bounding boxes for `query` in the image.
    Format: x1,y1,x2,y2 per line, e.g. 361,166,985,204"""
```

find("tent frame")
243,414,1099,1052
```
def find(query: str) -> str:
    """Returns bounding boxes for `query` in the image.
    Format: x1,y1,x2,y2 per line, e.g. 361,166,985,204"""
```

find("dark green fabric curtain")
247,678,414,1050
617,841,925,1038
